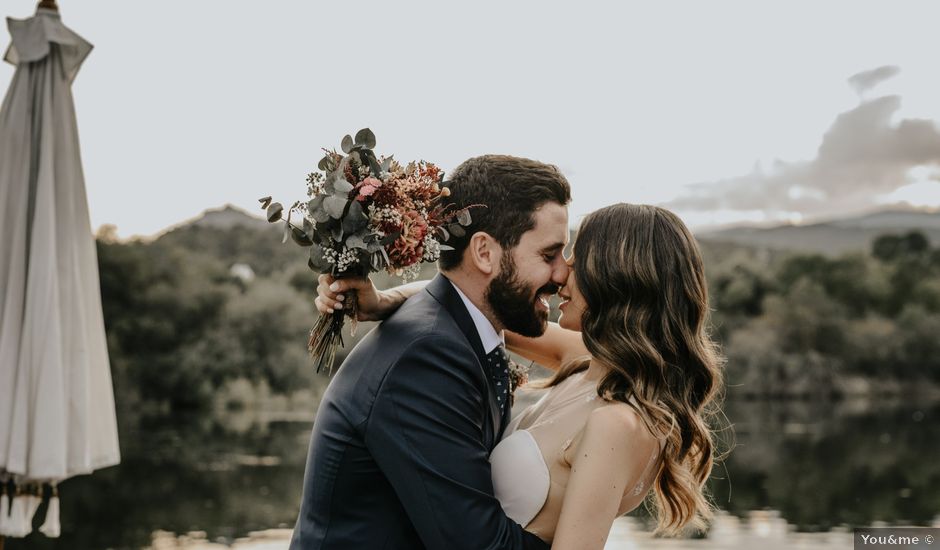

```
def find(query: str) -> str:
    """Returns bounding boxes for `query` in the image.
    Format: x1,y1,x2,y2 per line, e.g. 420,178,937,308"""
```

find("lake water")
5,395,937,550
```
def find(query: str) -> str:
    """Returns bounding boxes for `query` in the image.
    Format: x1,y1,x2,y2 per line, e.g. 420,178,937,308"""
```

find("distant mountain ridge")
184,204,270,231
151,204,300,278
699,208,940,255
163,205,940,256
826,209,940,230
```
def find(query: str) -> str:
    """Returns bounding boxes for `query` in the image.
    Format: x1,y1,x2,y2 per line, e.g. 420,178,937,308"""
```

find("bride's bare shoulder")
585,402,660,451
565,402,662,488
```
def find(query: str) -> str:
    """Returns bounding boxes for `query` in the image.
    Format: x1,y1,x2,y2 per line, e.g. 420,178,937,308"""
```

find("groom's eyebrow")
540,242,565,256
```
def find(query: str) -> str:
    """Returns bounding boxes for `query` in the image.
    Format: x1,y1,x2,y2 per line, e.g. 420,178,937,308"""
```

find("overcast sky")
4,0,940,237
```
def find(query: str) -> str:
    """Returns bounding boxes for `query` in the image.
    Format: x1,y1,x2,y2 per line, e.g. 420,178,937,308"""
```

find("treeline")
96,224,321,413
96,223,940,413
704,231,940,397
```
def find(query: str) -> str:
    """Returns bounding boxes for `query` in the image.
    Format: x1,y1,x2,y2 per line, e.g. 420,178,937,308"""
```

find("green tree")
872,231,929,262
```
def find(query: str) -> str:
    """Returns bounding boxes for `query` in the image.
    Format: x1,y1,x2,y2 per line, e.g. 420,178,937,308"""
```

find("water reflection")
6,412,312,550
4,398,937,549
709,398,940,530
141,515,860,550
146,529,293,549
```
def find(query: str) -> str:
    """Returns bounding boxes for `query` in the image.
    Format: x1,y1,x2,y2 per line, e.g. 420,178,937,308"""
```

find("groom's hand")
315,274,387,322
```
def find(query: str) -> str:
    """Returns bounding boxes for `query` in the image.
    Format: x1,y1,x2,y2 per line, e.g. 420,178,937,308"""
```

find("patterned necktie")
485,345,511,420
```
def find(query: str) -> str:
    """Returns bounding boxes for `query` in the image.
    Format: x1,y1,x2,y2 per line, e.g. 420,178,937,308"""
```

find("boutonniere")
508,359,530,395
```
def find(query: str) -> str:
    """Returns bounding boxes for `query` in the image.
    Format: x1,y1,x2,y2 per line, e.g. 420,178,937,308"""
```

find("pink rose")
356,177,382,201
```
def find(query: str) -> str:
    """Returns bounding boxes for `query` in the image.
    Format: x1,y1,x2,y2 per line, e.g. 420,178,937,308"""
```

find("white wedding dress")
489,370,662,541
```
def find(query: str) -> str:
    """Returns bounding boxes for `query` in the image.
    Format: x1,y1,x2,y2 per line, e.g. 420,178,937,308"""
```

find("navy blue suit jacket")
289,274,549,550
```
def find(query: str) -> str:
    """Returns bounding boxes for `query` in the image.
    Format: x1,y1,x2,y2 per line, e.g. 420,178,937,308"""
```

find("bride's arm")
315,275,590,370
550,405,660,550
505,324,588,372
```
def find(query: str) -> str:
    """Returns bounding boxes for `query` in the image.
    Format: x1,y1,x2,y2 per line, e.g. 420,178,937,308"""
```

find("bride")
315,203,725,547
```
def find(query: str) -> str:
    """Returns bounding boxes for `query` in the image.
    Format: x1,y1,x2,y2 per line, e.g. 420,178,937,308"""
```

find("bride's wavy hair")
545,203,725,535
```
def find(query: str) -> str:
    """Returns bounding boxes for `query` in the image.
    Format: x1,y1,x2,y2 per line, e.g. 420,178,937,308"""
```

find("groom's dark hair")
438,155,571,271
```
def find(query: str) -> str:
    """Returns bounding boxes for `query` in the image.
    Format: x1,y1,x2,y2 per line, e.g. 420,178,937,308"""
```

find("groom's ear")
466,231,501,276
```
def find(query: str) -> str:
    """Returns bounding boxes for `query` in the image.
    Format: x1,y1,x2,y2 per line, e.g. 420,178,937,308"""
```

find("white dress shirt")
447,278,505,354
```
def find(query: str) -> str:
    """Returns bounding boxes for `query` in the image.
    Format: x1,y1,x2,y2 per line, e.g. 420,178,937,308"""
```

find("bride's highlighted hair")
545,203,725,535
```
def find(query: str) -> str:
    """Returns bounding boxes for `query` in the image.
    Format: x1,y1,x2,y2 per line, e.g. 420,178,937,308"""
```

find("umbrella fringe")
0,481,59,538
6,495,29,537
5,495,26,537
39,485,60,538
21,494,41,537
0,488,8,535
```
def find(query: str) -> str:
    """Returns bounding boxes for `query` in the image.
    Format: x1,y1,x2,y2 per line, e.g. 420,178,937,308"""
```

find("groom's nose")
550,255,570,288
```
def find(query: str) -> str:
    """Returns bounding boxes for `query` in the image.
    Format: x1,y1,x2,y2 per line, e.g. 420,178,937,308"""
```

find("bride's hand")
315,274,388,322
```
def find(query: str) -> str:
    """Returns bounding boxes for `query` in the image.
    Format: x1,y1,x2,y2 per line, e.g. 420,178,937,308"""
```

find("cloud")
665,68,940,220
848,65,900,96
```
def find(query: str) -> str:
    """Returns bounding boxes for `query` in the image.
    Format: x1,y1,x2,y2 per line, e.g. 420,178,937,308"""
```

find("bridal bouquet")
260,129,472,374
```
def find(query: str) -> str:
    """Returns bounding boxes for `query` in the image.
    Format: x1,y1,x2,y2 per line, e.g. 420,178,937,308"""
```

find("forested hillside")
96,209,940,414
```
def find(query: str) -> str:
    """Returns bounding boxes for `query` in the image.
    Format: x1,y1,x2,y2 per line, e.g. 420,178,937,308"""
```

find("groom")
289,155,571,549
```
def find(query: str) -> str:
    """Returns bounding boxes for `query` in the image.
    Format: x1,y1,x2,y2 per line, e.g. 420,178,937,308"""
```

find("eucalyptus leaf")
456,209,472,226
309,243,331,272
318,155,331,171
355,128,376,149
371,252,383,271
342,201,368,234
380,156,394,172
282,222,291,244
331,224,343,242
307,195,325,211
308,197,330,223
438,226,450,241
366,154,382,178
259,196,272,209
303,217,316,243
333,178,354,194
345,234,367,250
323,170,340,194
341,134,354,154
323,158,349,193
439,244,454,251
324,195,347,219
267,203,283,223
448,223,465,238
291,225,314,246
310,205,330,223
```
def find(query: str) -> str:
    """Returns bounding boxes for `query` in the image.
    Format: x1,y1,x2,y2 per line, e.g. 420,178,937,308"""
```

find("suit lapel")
425,274,503,447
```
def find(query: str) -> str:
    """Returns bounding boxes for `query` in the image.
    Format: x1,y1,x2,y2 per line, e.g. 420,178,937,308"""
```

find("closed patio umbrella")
0,0,120,542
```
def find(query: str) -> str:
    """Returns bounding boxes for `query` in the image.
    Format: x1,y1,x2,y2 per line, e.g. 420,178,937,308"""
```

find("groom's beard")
486,255,559,337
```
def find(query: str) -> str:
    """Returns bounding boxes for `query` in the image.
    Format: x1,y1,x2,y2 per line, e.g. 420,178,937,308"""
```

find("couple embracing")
290,155,724,549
